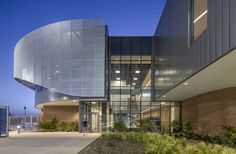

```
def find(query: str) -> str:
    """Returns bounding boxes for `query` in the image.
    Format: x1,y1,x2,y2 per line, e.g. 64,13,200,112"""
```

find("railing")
9,116,39,131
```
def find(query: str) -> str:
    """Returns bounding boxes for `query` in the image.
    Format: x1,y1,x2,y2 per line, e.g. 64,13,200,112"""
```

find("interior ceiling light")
132,83,136,85
194,10,208,23
161,102,166,105
163,95,166,98
134,78,138,80
116,78,120,80
184,82,189,85
135,70,140,74
115,70,120,73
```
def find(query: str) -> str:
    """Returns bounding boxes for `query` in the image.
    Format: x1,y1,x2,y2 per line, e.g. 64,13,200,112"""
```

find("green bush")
221,125,236,146
126,131,144,142
171,121,194,139
102,132,236,154
38,117,58,131
137,119,156,132
114,121,126,132
56,121,78,132
38,117,78,132
202,134,222,145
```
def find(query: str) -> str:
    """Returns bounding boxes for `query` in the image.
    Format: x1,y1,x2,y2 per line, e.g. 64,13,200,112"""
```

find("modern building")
14,0,236,134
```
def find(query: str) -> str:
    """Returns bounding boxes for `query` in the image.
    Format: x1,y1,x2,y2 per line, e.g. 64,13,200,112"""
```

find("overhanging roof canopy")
157,48,236,101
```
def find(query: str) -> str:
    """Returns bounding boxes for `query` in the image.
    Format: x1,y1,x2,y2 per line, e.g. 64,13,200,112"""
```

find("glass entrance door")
91,113,99,132
79,102,100,133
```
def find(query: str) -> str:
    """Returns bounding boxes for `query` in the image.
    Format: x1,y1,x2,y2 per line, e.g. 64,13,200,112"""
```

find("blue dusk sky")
0,0,166,115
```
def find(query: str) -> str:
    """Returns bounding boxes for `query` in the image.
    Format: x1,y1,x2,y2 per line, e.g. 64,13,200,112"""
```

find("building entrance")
79,102,100,133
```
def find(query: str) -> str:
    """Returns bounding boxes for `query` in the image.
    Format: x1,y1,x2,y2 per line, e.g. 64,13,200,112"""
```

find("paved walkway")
0,131,100,154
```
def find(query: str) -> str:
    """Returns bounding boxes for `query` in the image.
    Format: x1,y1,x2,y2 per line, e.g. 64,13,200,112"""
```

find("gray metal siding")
154,0,236,99
14,19,107,104
222,0,230,54
230,0,236,49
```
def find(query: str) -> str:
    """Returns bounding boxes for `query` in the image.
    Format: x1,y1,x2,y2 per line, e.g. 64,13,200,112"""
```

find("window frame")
189,0,208,45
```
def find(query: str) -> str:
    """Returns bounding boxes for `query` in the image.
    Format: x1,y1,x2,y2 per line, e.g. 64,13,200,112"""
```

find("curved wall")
182,87,236,135
14,19,107,105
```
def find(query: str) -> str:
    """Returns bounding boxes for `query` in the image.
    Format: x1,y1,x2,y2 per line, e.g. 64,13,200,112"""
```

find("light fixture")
116,78,120,80
194,10,208,23
116,58,119,61
73,100,77,102
134,78,138,80
63,96,68,100
56,70,59,73
163,95,166,98
184,82,189,85
48,77,51,80
132,83,136,86
135,70,140,74
115,70,120,73
161,102,166,105
145,80,151,89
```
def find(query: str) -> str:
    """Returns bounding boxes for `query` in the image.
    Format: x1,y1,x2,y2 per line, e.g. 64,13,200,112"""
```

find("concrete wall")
182,87,236,135
42,106,79,122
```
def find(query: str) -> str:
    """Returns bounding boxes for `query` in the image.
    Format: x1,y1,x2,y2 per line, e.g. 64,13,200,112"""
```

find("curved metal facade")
14,19,107,105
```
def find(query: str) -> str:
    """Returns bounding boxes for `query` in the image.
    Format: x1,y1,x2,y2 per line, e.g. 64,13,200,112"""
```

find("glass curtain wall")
108,37,180,132
109,37,152,129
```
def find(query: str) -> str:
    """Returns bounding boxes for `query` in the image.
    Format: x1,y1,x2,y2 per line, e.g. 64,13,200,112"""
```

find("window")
192,0,208,42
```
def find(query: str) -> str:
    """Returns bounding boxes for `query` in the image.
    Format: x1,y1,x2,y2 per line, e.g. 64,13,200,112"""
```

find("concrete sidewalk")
0,132,100,154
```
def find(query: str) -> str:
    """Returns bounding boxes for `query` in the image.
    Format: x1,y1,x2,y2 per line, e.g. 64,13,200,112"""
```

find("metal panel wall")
154,0,236,99
14,19,107,105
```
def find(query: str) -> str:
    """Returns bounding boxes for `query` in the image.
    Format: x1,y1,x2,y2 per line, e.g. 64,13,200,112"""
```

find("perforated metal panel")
14,19,107,105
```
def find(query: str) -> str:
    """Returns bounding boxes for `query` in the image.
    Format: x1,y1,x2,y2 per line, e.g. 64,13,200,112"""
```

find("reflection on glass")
109,37,180,132
193,0,208,41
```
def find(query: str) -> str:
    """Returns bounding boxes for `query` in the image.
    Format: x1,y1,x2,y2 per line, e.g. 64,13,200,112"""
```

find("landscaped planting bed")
79,132,236,154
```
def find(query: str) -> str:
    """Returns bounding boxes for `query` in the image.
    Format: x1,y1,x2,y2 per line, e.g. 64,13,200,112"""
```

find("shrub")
102,132,236,154
38,117,78,132
202,134,222,144
127,132,144,142
114,132,127,140
172,121,183,138
114,121,126,132
137,119,156,132
38,117,58,131
171,121,194,139
221,125,236,146
56,121,78,132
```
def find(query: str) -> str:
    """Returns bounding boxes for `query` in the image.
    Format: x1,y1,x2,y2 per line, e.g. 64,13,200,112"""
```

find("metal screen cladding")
14,19,107,104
